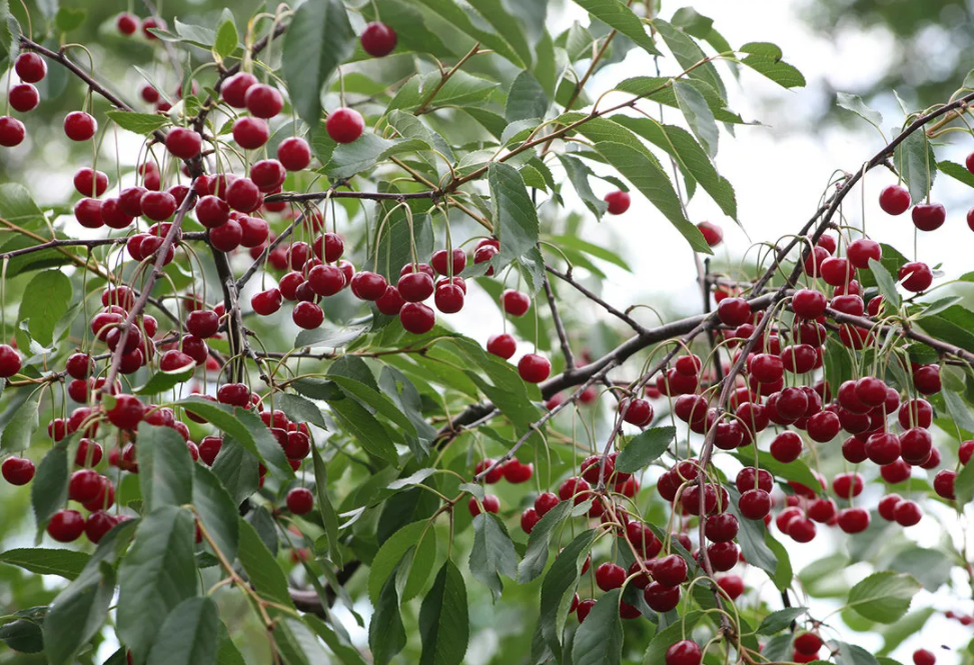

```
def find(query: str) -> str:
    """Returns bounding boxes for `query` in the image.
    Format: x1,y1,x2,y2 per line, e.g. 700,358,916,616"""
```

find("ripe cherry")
913,649,936,665
879,184,911,215
434,283,464,313
69,469,104,503
913,364,941,395
502,459,533,483
769,431,802,463
165,127,202,159
501,289,530,317
486,333,517,359
2,457,35,485
400,302,435,334
210,219,243,252
277,136,312,171
9,83,39,112
912,203,946,231
398,272,435,302
233,116,270,149
518,354,550,383
0,116,26,146
717,297,750,326
794,633,822,656
644,581,680,612
64,111,97,141
604,190,630,214
141,190,177,221
350,271,388,300
217,383,250,408
594,562,626,591
621,398,654,427
106,394,144,430
226,177,262,212
15,53,47,83
286,487,314,515
792,289,826,319
665,640,702,665
221,72,258,108
361,22,398,56
431,248,466,275
292,301,324,329
0,344,22,377
520,508,541,533
245,84,283,118
697,221,723,246
894,500,922,526
654,554,688,587
326,108,365,143
899,261,933,292
837,507,870,533
47,509,85,542
252,288,283,316
250,159,286,191
468,494,500,516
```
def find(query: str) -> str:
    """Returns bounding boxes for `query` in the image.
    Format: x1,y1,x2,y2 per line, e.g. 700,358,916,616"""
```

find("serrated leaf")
469,513,519,599
539,530,596,660
654,19,725,99
17,269,71,350
275,392,328,430
238,519,294,607
31,441,69,526
489,161,540,269
868,258,902,309
213,17,238,60
944,386,974,439
615,426,674,473
757,607,807,635
0,547,89,579
673,80,718,157
836,92,883,129
137,422,193,513
106,111,169,135
328,374,417,436
368,520,437,605
570,0,658,55
572,589,623,665
146,597,218,665
134,366,195,395
557,154,608,218
506,70,548,122
419,560,469,665
281,0,355,126
936,159,974,188
411,0,525,66
0,386,41,453
887,548,952,592
311,444,341,565
847,572,921,624
193,466,239,564
370,567,407,665
518,499,573,582
894,129,936,204
325,134,431,179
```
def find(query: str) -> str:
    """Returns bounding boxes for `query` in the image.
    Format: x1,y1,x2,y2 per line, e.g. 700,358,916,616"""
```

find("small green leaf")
325,134,430,179
836,642,881,665
0,547,89,579
506,70,548,122
0,387,41,453
146,597,218,665
469,513,519,599
282,0,356,126
539,530,597,660
238,519,294,608
137,422,194,513
936,160,974,188
489,162,540,270
518,499,573,582
570,0,658,55
193,466,239,564
887,548,953,592
17,269,72,350
943,386,974,434
106,111,169,135
368,520,437,605
894,129,937,205
836,92,883,130
274,392,328,430
213,17,238,60
867,258,902,309
642,611,703,664
572,589,623,665
311,444,341,565
953,451,974,505
847,572,921,624
419,561,469,665
757,607,807,635
673,80,718,157
615,426,675,473
55,6,85,32
135,366,195,395
31,442,69,527
370,567,407,665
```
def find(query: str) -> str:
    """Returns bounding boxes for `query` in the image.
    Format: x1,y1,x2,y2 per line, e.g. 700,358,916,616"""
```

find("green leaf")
137,423,193,513
211,436,259,505
106,111,169,135
419,560,469,665
558,153,609,217
726,488,779,579
325,134,431,179
44,520,138,665
193,466,239,564
549,234,631,271
238,518,294,608
368,520,437,605
936,159,974,188
0,619,43,653
275,617,331,664
739,51,805,88
310,445,341,565
847,571,921,624
915,296,962,319
281,0,355,126
836,92,883,129
0,386,41,452
275,392,328,430
55,6,85,32
506,70,548,122
0,183,46,231
539,529,597,660
17,269,72,349
328,396,399,465
146,597,218,665
615,426,675,473
294,323,368,351
868,258,902,309
466,0,532,66
594,141,712,254
360,0,455,59
31,442,69,526
887,548,952,592
489,161,540,269
328,374,417,436
370,568,407,665
213,17,238,60
642,611,703,664
134,366,195,395
411,0,525,67
178,396,293,478
879,607,934,656
572,589,623,665
654,19,725,99
570,0,658,55
894,129,936,204
305,615,370,665
954,456,974,505
757,607,807,635
469,513,519,599
836,642,881,665
944,385,974,434
0,547,89,579
673,80,718,158
916,305,974,355
518,499,573,582
118,507,198,664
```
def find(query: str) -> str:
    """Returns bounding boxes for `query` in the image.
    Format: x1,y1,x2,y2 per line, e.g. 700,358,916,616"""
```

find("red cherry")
2,457,35,485
794,633,822,656
879,184,911,215
85,511,118,544
15,53,47,83
894,500,922,526
769,431,802,463
232,116,270,149
518,353,550,383
226,177,262,212
47,509,85,542
251,288,283,316
913,364,941,395
791,289,826,319
217,383,250,407
788,517,817,543
912,203,946,231
806,411,840,442
434,283,464,313
250,159,287,191
400,302,435,334
141,191,177,221
9,83,39,112
286,487,314,514
209,219,243,252
881,495,904,521
221,72,258,108
654,554,688,587
558,477,591,504
847,238,881,269
803,246,830,277
837,507,870,533
292,302,324,329
398,272,435,302
913,649,936,665
898,261,933,292
245,84,284,118
277,137,312,171
520,508,541,533
502,459,533,483
165,127,202,159
106,394,144,430
0,116,26,147
142,16,166,39
64,111,97,141
501,290,530,316
898,399,932,429
467,494,500,516
431,249,466,275
68,469,104,503
0,344,22,378
604,190,630,214
697,221,723,246
644,582,680,612
486,334,516,359
621,398,654,427
594,562,626,591
717,297,750,326
326,108,365,143
361,22,398,57
665,640,702,665
350,271,388,301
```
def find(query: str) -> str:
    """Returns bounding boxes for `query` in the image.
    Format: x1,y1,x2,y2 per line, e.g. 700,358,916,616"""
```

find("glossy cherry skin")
292,302,324,329
0,116,26,146
912,203,946,231
361,22,398,56
277,136,312,171
221,72,258,107
879,184,910,215
64,111,97,141
0,344,22,378
245,84,284,118
2,457,35,485
9,83,39,112
232,117,270,149
400,302,435,334
165,127,202,159
899,261,933,292
486,333,517,359
286,487,314,515
697,221,723,246
47,509,86,542
665,640,702,665
604,190,630,214
326,108,365,143
15,53,47,82
518,354,550,383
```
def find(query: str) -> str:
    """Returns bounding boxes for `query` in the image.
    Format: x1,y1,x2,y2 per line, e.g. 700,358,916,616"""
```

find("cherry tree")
0,1,971,665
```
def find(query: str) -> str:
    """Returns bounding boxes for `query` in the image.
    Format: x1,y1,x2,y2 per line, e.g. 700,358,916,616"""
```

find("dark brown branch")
264,190,438,203
546,266,647,334
542,272,575,371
